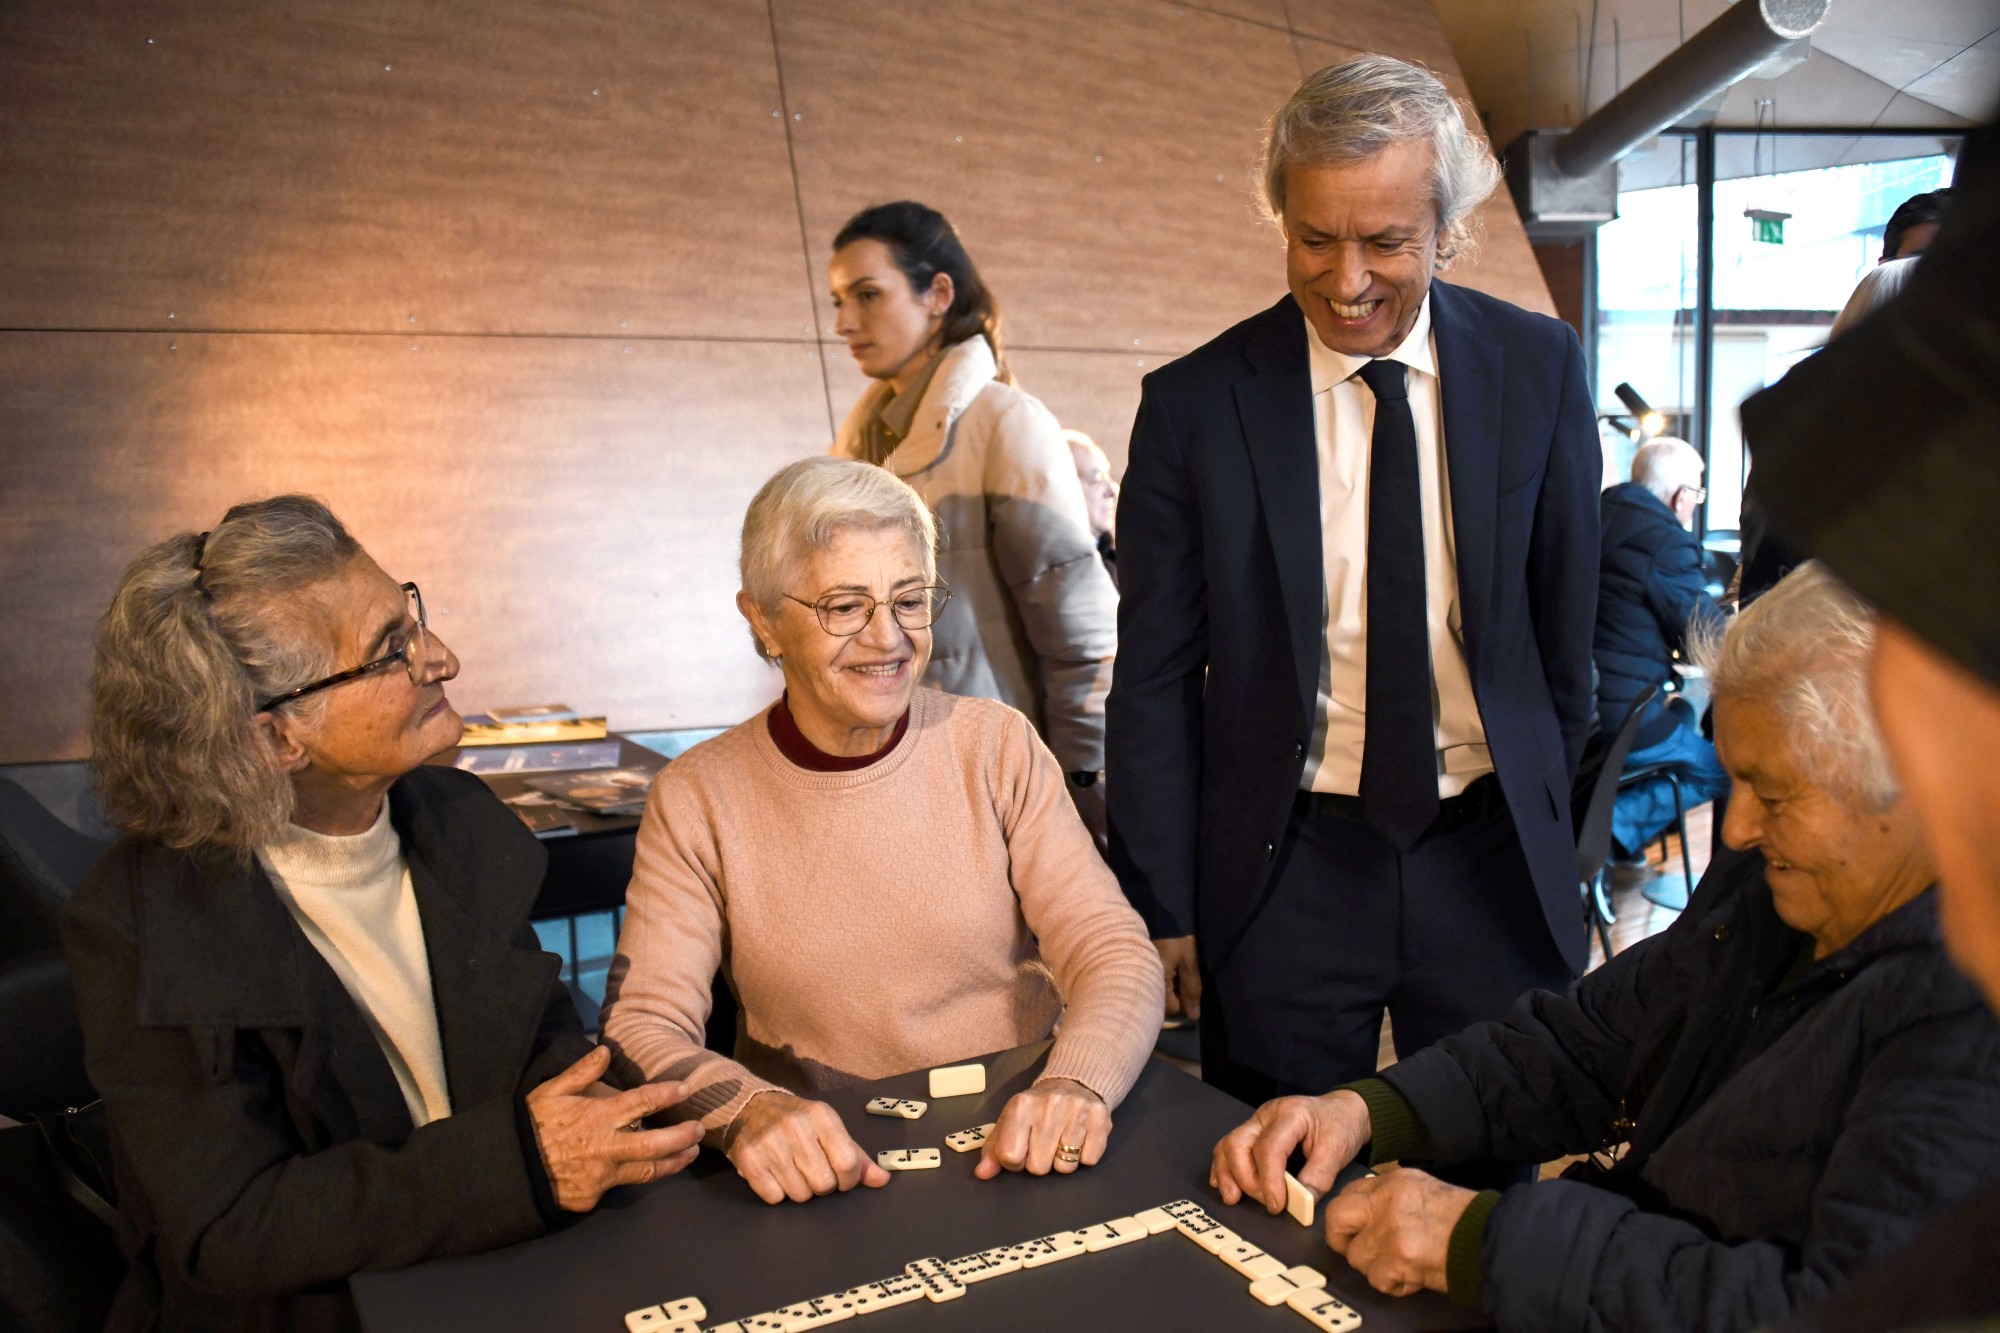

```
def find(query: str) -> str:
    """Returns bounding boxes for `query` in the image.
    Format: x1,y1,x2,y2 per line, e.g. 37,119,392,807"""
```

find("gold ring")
1056,1143,1083,1163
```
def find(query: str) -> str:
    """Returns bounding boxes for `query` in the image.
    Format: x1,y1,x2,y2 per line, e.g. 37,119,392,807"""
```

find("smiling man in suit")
1107,55,1599,1107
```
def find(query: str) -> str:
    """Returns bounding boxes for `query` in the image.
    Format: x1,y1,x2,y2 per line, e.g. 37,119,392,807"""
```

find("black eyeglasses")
783,584,950,637
258,583,434,712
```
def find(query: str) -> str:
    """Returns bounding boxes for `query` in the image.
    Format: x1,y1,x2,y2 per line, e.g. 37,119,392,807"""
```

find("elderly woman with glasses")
64,495,704,1332
1207,563,2000,1332
601,456,1163,1206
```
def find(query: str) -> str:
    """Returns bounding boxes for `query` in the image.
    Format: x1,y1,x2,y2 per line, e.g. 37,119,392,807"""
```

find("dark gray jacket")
62,765,593,1333
1381,849,2000,1333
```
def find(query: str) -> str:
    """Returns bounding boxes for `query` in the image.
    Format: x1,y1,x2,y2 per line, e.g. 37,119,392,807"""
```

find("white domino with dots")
1077,1217,1147,1252
1015,1231,1088,1267
864,1096,928,1120
927,1063,986,1098
944,1122,996,1153
1248,1265,1329,1306
875,1147,941,1171
1285,1171,1318,1226
945,1248,1021,1283
1288,1287,1364,1330
657,1194,1360,1333
904,1256,968,1301
623,1298,704,1332
839,1273,927,1313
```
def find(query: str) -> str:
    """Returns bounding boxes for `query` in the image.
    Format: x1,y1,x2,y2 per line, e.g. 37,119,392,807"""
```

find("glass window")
1706,133,1959,530
1595,134,1698,493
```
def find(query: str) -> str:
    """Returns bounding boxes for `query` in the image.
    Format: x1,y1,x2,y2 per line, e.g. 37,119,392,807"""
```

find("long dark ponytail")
832,201,1011,384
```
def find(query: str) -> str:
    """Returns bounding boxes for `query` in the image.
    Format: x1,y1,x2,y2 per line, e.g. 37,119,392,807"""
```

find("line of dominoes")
624,1186,1358,1332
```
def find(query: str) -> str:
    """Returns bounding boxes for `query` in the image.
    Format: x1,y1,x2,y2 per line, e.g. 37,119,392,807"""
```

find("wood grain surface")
0,0,1552,762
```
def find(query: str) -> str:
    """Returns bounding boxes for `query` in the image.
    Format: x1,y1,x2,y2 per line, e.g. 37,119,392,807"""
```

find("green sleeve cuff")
1338,1077,1435,1166
1446,1189,1502,1308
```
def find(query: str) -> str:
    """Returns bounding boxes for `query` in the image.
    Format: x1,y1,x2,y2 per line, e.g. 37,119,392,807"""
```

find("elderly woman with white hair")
63,496,704,1332
601,456,1162,1206
1209,563,2000,1331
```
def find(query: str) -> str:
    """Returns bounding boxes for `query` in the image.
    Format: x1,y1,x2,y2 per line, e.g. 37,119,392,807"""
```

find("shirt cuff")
1446,1189,1502,1307
1338,1077,1436,1165
512,1095,564,1226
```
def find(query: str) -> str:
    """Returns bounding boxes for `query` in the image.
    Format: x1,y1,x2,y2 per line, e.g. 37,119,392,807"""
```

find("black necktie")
1356,359,1439,849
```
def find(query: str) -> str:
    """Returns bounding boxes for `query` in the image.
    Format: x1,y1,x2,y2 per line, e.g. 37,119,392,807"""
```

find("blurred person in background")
827,201,1118,837
1594,437,1729,881
1064,428,1120,586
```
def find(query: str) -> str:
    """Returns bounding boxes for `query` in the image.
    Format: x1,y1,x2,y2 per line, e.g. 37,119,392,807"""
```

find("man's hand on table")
1211,1088,1372,1210
1323,1166,1475,1298
728,1090,891,1204
976,1077,1111,1178
525,1046,705,1212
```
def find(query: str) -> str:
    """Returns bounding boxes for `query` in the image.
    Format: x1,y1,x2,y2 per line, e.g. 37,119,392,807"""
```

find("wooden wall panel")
0,333,822,761
0,0,1555,763
0,0,814,339
778,0,1302,357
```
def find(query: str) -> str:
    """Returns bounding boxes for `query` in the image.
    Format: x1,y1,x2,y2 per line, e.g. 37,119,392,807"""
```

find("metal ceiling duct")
1551,0,1834,179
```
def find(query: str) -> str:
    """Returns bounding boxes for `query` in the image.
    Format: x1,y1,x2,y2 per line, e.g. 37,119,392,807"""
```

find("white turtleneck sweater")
257,800,453,1127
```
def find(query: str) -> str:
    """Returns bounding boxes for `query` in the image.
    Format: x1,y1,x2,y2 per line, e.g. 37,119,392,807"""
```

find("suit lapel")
1235,296,1325,725
1429,281,1500,664
393,774,558,1110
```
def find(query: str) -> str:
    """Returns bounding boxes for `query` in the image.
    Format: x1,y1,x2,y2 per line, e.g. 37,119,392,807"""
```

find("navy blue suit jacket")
1105,282,1600,972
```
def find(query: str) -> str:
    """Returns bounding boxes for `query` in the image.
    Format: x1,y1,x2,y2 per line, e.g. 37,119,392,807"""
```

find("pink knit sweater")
601,688,1164,1142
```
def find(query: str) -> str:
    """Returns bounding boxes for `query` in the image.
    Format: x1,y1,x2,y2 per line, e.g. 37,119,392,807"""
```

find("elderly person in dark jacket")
63,495,704,1332
1209,562,2000,1333
1596,436,1729,859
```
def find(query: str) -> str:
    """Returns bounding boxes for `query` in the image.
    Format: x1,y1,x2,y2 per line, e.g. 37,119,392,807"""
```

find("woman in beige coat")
827,201,1118,834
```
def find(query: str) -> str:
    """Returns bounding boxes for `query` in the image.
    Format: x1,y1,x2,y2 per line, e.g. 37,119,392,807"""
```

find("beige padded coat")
832,336,1117,773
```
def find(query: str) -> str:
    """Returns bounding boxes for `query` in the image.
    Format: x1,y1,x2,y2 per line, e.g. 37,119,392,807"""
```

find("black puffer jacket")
1594,481,1719,747
1380,849,2000,1333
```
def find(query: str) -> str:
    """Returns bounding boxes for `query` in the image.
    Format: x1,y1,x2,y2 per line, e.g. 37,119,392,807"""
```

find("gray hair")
1632,437,1705,504
1694,561,1897,810
739,457,938,662
90,495,361,856
1261,55,1501,268
1829,255,1918,340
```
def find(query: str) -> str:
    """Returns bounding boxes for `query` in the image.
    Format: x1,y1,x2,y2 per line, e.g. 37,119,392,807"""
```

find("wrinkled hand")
1156,936,1201,1019
1212,1089,1371,1211
1323,1167,1475,1298
525,1046,704,1213
727,1091,890,1205
976,1078,1111,1178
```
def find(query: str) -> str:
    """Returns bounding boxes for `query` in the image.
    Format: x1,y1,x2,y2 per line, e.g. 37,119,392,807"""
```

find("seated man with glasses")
601,457,1163,1205
1594,437,1731,879
65,495,705,1331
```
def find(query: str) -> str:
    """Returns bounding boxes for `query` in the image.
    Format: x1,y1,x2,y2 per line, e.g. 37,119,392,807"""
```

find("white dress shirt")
1301,293,1492,797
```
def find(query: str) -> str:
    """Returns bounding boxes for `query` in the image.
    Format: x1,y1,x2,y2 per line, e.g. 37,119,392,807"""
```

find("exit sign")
1746,207,1792,244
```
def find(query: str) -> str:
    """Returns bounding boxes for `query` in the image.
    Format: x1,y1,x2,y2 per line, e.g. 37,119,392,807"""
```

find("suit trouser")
1199,774,1575,1109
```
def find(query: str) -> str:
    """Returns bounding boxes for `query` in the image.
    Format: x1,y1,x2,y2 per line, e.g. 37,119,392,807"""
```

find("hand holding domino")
1210,1088,1372,1215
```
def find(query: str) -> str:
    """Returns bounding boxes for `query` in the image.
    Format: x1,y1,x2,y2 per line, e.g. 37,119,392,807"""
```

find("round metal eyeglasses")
783,584,950,637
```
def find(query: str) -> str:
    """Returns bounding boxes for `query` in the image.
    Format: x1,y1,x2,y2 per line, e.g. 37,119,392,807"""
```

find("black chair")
0,778,111,963
1573,684,1661,963
0,783,124,1333
1619,757,1697,908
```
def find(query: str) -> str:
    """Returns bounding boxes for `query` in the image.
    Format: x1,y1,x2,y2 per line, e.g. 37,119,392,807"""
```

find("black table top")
352,1045,1487,1333
427,735,665,840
